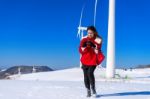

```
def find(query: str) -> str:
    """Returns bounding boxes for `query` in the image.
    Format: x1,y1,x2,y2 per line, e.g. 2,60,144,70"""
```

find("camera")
82,40,96,48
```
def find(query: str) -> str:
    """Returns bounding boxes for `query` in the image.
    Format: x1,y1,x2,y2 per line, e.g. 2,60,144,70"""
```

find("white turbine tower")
106,0,116,78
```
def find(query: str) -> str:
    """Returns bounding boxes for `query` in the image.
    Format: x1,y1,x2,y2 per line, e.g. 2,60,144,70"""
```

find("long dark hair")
87,26,101,39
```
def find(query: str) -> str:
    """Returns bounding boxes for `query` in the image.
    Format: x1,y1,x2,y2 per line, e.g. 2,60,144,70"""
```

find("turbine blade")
94,0,98,26
77,4,85,38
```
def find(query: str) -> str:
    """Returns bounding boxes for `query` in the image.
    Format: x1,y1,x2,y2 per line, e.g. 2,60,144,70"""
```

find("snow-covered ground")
0,67,150,99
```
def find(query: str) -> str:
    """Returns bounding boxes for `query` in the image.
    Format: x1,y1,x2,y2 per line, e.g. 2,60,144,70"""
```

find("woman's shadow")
95,91,150,98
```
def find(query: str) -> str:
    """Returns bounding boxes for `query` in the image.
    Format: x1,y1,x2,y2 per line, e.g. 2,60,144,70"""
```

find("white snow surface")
0,67,150,99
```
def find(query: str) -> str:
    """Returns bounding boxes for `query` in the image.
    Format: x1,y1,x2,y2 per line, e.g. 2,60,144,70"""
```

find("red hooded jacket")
79,36,105,66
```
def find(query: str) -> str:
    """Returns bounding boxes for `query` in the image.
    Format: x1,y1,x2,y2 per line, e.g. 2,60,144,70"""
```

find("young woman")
79,26,104,97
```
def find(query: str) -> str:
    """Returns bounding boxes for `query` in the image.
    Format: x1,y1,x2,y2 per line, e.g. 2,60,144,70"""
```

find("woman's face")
87,30,94,38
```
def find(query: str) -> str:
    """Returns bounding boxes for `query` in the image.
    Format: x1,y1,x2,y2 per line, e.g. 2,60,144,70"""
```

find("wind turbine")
77,0,98,67
32,65,36,73
18,67,21,75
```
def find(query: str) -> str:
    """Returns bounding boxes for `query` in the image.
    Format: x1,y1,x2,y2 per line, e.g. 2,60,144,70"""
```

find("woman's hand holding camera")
81,40,99,54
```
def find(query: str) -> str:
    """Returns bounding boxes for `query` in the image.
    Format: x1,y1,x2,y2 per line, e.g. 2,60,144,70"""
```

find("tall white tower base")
106,0,116,78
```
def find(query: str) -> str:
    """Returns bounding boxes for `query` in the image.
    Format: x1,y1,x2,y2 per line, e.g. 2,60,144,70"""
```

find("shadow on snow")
95,91,150,98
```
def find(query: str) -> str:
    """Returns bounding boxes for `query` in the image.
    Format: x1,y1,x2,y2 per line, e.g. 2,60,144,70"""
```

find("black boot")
86,89,91,97
92,88,97,94
91,87,97,97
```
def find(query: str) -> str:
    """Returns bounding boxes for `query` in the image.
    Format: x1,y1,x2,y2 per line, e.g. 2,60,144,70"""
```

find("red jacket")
79,36,105,66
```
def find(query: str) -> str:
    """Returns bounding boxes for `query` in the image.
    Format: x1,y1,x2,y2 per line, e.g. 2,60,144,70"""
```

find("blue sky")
0,0,150,69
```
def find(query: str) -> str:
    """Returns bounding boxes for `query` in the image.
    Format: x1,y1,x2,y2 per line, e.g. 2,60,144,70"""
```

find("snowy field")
0,67,150,99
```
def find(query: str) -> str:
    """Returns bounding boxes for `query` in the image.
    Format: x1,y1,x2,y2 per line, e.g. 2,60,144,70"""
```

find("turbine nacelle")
77,26,87,39
78,26,87,31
